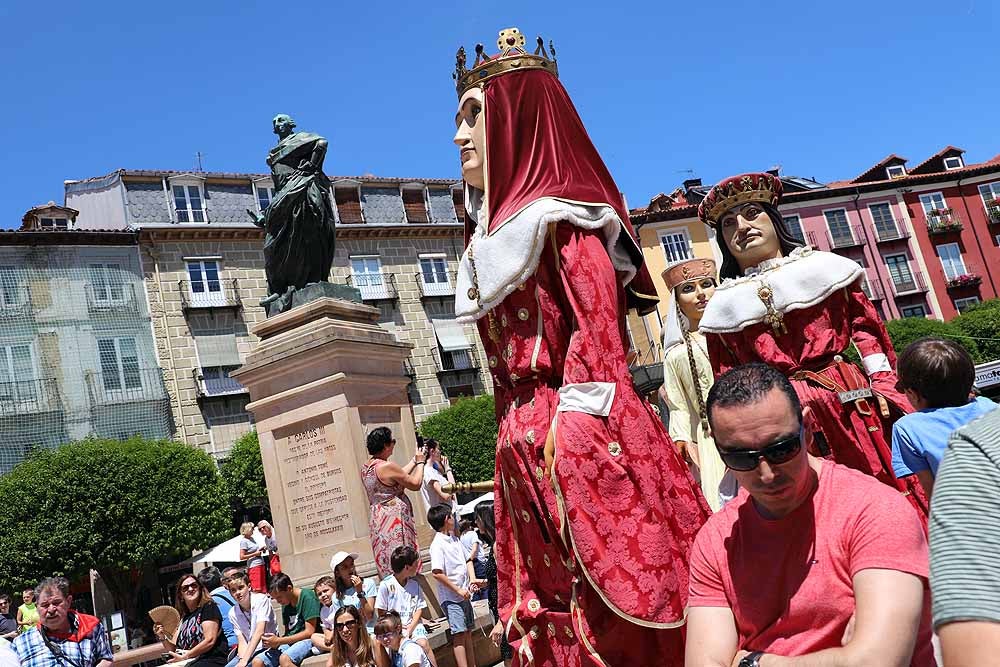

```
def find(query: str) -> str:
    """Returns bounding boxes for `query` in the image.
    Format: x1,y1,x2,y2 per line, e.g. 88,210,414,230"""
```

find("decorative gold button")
547,622,556,636
505,343,513,359
527,598,541,613
529,626,539,639
535,466,544,481
510,372,519,382
543,554,551,567
518,283,527,291
508,476,517,489
489,355,497,368
521,510,530,523
517,308,529,320
526,429,536,445
608,441,622,457
501,314,509,327
566,558,575,571
526,555,533,568
563,626,574,639
467,287,479,300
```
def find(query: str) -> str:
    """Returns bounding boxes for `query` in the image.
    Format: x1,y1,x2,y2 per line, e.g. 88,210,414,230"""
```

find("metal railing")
416,271,457,298
945,264,983,291
0,378,61,416
178,277,242,312
889,270,929,297
873,225,909,243
192,368,247,400
926,210,964,234
433,346,480,373
985,203,1000,225
174,207,207,223
86,282,142,316
86,368,169,406
347,272,398,301
827,224,865,250
860,279,884,301
630,339,664,368
0,286,33,319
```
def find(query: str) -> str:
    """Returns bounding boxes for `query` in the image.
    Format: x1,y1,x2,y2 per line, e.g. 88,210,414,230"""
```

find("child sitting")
374,546,437,667
374,612,430,667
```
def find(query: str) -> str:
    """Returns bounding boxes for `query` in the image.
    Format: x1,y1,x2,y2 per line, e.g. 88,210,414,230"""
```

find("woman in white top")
237,523,266,593
256,520,281,577
225,571,278,667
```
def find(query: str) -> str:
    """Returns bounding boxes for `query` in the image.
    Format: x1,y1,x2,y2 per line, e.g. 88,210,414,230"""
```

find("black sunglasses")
335,620,358,630
717,430,803,472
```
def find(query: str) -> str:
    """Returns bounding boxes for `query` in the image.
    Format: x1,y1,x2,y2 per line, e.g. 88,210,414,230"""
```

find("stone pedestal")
232,297,430,585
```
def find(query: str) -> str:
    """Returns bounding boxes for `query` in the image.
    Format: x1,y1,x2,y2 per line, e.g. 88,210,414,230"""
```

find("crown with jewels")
453,27,558,98
697,172,783,226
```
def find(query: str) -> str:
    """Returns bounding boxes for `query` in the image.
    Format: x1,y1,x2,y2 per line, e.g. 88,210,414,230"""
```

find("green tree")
219,431,270,519
419,395,497,484
884,317,980,361
0,437,229,618
952,299,1000,363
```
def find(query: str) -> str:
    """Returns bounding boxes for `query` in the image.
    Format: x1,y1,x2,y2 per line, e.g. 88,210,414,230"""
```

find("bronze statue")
248,114,337,316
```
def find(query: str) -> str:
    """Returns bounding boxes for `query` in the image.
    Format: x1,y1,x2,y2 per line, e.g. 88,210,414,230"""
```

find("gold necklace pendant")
756,283,786,335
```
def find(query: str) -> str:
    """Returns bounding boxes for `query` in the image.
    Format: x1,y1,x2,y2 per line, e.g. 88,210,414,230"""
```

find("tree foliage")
0,438,230,616
219,430,270,516
952,299,1000,363
884,317,980,361
418,395,497,484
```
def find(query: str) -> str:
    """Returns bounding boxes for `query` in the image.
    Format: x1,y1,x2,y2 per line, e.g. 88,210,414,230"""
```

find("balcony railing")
174,208,207,223
416,271,457,298
193,368,248,401
86,367,169,406
347,272,398,301
985,202,1000,225
860,279,884,301
0,286,33,320
926,210,964,235
86,282,142,316
873,225,909,243
827,224,865,250
945,266,983,291
179,278,242,313
433,346,480,374
889,271,929,297
0,378,61,416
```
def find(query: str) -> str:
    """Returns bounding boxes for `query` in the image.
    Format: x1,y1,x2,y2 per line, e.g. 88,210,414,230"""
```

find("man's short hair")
707,362,802,430
0,594,11,605
226,570,250,589
427,504,452,532
35,577,70,601
268,573,294,593
374,611,402,636
366,427,393,456
197,567,223,591
390,545,419,574
314,575,336,590
897,337,975,408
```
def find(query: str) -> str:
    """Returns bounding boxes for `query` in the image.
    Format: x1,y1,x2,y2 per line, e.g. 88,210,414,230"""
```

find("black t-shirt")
176,602,230,662
0,612,16,636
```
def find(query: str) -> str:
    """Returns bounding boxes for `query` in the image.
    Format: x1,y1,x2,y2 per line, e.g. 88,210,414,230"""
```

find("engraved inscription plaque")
274,415,352,552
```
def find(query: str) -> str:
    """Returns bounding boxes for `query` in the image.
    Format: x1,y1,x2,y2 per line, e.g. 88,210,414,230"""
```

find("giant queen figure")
450,28,709,666
696,172,928,518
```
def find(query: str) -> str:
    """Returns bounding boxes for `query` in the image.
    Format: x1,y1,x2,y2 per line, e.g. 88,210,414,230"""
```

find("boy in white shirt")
225,571,280,667
428,505,485,667
374,546,437,667
374,612,430,667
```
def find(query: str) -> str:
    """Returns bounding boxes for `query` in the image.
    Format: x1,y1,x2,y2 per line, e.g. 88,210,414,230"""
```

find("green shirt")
281,588,320,635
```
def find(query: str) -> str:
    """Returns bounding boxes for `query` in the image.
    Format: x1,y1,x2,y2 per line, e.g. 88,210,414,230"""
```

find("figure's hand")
457,587,471,600
731,651,750,667
350,574,363,590
262,633,280,649
490,622,504,647
687,441,701,467
246,208,264,227
297,159,317,173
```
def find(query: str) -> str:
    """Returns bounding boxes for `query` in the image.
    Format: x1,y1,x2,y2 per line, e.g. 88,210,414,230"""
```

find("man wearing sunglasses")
684,363,935,667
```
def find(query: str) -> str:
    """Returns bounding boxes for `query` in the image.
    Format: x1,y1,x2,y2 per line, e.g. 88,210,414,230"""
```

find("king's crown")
453,27,558,98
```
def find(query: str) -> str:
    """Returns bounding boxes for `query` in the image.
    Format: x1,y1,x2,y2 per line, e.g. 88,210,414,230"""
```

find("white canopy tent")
160,529,265,574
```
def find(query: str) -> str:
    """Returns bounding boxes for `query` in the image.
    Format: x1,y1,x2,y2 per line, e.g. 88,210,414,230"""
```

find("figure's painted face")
676,277,717,324
719,202,782,268
453,87,485,190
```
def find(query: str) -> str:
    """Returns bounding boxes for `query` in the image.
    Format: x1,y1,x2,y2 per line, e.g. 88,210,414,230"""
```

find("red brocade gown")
476,223,709,667
700,248,929,520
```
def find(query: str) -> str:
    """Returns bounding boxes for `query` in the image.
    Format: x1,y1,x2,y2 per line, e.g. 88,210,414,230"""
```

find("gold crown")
454,27,558,98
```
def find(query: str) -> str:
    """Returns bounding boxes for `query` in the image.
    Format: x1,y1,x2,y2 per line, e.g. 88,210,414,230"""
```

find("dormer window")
333,182,364,224
944,156,964,170
254,181,275,212
886,165,907,179
39,218,69,230
172,184,206,223
401,184,429,224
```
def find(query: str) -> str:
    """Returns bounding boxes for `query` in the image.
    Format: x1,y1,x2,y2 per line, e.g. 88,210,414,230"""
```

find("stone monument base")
232,296,430,585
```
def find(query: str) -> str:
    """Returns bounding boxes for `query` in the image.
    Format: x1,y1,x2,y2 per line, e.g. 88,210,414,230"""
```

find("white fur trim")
861,353,891,375
700,248,863,334
556,382,616,416
455,197,637,322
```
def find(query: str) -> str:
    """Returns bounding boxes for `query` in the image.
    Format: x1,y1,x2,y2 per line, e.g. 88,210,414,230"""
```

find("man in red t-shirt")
685,363,936,667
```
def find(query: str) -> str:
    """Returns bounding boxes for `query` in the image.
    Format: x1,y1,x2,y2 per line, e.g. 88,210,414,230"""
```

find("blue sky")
1,0,996,228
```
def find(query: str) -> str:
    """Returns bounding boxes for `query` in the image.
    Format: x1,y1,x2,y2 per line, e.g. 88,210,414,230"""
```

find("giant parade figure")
450,27,709,666
696,172,929,518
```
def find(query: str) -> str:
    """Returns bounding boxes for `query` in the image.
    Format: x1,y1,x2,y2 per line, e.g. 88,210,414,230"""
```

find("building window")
901,305,927,318
350,256,390,299
186,260,222,305
868,203,898,238
256,185,274,212
445,384,476,404
0,343,36,402
979,182,1000,206
919,192,948,216
419,256,452,296
173,184,206,223
944,156,964,170
0,267,23,307
824,209,853,244
97,337,141,392
886,165,906,179
402,187,429,224
885,254,915,289
89,264,125,303
781,215,805,243
202,366,245,396
660,230,692,263
334,184,364,224
936,243,966,281
955,296,981,312
39,217,69,229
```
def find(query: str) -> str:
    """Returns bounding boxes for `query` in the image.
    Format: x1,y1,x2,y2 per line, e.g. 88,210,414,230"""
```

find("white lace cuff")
861,353,891,375
557,382,616,416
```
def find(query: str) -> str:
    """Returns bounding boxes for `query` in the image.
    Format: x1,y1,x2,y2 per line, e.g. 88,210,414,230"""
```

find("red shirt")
689,460,934,666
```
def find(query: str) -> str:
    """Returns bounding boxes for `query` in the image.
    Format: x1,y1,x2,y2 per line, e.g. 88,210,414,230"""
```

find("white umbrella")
458,492,494,516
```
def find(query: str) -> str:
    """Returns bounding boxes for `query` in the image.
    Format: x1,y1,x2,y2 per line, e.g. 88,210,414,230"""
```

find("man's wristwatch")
739,652,764,667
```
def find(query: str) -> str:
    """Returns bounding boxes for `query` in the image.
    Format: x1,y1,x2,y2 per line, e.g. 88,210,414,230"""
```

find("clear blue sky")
1,0,996,228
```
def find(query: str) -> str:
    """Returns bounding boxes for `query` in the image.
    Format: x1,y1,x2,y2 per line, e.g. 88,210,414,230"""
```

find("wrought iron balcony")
0,378,62,417
860,279,884,301
946,267,983,291
926,210,964,235
828,224,865,250
416,271,457,298
889,271,929,297
86,282,143,316
193,367,248,401
0,286,33,320
985,202,1000,225
179,277,242,313
873,225,910,243
433,346,480,374
86,367,169,406
347,272,398,301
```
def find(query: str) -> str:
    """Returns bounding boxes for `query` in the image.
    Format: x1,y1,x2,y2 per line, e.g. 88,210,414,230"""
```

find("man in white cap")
326,551,378,634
